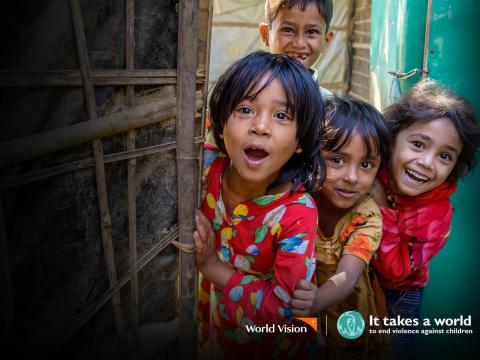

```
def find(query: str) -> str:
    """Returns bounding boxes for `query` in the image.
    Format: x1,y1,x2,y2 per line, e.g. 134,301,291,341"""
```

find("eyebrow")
328,149,380,161
280,21,321,28
409,133,460,155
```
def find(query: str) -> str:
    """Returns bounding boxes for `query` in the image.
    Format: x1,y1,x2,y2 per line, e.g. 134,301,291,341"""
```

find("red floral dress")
198,145,319,358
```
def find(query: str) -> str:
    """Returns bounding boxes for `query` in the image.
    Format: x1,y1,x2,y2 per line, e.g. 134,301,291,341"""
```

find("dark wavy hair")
322,97,391,166
265,0,333,32
384,79,480,180
209,51,325,191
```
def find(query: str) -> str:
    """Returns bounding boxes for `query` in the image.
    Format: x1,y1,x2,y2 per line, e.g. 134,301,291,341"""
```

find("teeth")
406,169,429,182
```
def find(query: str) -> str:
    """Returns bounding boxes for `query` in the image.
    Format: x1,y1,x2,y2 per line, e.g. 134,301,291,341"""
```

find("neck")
313,192,352,237
221,165,284,214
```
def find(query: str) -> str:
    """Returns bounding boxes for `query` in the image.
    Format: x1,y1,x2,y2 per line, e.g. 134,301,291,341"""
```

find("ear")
295,146,303,154
323,30,334,49
259,23,270,47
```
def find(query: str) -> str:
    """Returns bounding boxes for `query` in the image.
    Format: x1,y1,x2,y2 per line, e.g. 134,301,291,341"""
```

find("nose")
293,33,306,48
343,165,359,184
248,113,271,136
418,152,434,170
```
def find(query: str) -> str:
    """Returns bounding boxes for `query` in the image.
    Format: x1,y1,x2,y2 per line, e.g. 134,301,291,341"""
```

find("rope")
171,240,196,253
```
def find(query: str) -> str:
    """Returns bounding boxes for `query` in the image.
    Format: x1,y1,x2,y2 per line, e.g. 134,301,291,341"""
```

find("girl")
194,51,325,358
290,97,391,359
370,80,480,359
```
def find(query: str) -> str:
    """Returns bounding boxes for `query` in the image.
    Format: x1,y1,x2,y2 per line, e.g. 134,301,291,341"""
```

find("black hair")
265,0,333,33
384,79,480,180
322,97,390,166
209,50,325,191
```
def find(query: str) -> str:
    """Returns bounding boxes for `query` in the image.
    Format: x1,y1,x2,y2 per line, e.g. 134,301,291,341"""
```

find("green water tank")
370,1,480,357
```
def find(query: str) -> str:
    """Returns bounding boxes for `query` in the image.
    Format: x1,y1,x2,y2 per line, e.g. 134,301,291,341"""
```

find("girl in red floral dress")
193,51,325,358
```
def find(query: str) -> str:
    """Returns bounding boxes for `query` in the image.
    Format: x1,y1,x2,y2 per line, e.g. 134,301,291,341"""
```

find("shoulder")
203,144,226,177
273,192,318,229
350,196,382,225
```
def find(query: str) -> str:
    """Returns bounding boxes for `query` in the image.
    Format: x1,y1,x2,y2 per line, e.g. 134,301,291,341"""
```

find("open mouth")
405,168,429,184
335,188,357,198
287,52,308,61
244,146,269,166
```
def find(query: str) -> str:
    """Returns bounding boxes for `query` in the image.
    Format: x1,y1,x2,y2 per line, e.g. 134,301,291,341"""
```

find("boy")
259,0,334,95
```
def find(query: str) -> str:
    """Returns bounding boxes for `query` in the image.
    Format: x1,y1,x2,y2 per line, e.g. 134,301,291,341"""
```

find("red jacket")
372,168,457,290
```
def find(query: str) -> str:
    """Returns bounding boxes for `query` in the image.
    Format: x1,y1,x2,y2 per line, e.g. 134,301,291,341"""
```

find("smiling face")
317,132,381,210
389,118,463,197
259,3,332,68
222,76,299,191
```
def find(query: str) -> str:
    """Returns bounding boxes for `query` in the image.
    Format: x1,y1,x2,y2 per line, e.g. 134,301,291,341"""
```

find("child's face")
389,118,463,197
259,3,333,68
222,76,299,187
318,132,380,209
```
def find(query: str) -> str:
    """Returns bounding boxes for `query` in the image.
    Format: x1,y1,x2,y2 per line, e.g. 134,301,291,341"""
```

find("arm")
291,254,365,316
219,203,318,326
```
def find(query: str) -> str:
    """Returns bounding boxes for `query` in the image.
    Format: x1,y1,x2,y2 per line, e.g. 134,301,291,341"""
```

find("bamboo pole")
176,0,198,358
422,0,432,80
125,0,140,348
0,69,180,87
0,94,202,167
0,136,205,190
0,195,14,337
51,225,179,353
69,0,125,338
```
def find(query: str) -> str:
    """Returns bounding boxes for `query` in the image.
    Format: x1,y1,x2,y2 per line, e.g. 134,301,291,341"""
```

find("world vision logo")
294,317,318,332
336,311,365,339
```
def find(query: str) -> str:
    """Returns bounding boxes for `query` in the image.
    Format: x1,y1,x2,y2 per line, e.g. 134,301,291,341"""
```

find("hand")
290,279,319,316
194,209,218,271
369,178,388,207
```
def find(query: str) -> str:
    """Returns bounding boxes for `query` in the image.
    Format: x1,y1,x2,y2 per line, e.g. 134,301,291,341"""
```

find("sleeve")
372,200,453,282
219,202,318,327
202,144,223,176
343,208,383,264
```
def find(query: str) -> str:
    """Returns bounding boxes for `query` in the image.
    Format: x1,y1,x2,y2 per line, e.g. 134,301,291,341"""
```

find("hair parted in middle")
209,50,325,192
322,97,391,166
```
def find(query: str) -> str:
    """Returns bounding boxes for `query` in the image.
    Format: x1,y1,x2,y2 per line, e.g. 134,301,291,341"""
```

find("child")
259,0,334,95
194,51,325,358
370,80,480,359
290,97,391,359
205,1,333,145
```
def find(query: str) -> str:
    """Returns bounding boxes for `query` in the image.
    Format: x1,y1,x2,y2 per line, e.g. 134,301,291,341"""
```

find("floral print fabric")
198,145,318,357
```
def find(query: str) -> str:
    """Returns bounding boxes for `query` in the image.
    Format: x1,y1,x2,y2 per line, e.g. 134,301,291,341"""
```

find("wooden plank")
0,136,205,190
0,94,202,167
176,0,199,358
69,0,125,338
0,69,206,87
125,0,140,348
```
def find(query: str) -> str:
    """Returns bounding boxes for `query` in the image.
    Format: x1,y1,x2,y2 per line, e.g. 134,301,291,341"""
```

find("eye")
307,29,320,35
440,152,452,161
236,106,253,116
274,111,291,121
281,26,294,33
360,161,375,169
330,156,344,165
411,140,425,149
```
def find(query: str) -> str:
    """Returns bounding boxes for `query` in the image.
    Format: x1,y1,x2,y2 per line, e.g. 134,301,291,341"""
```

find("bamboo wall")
0,1,212,358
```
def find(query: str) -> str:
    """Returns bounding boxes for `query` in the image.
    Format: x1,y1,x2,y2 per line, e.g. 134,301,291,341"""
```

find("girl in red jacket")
370,79,480,359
